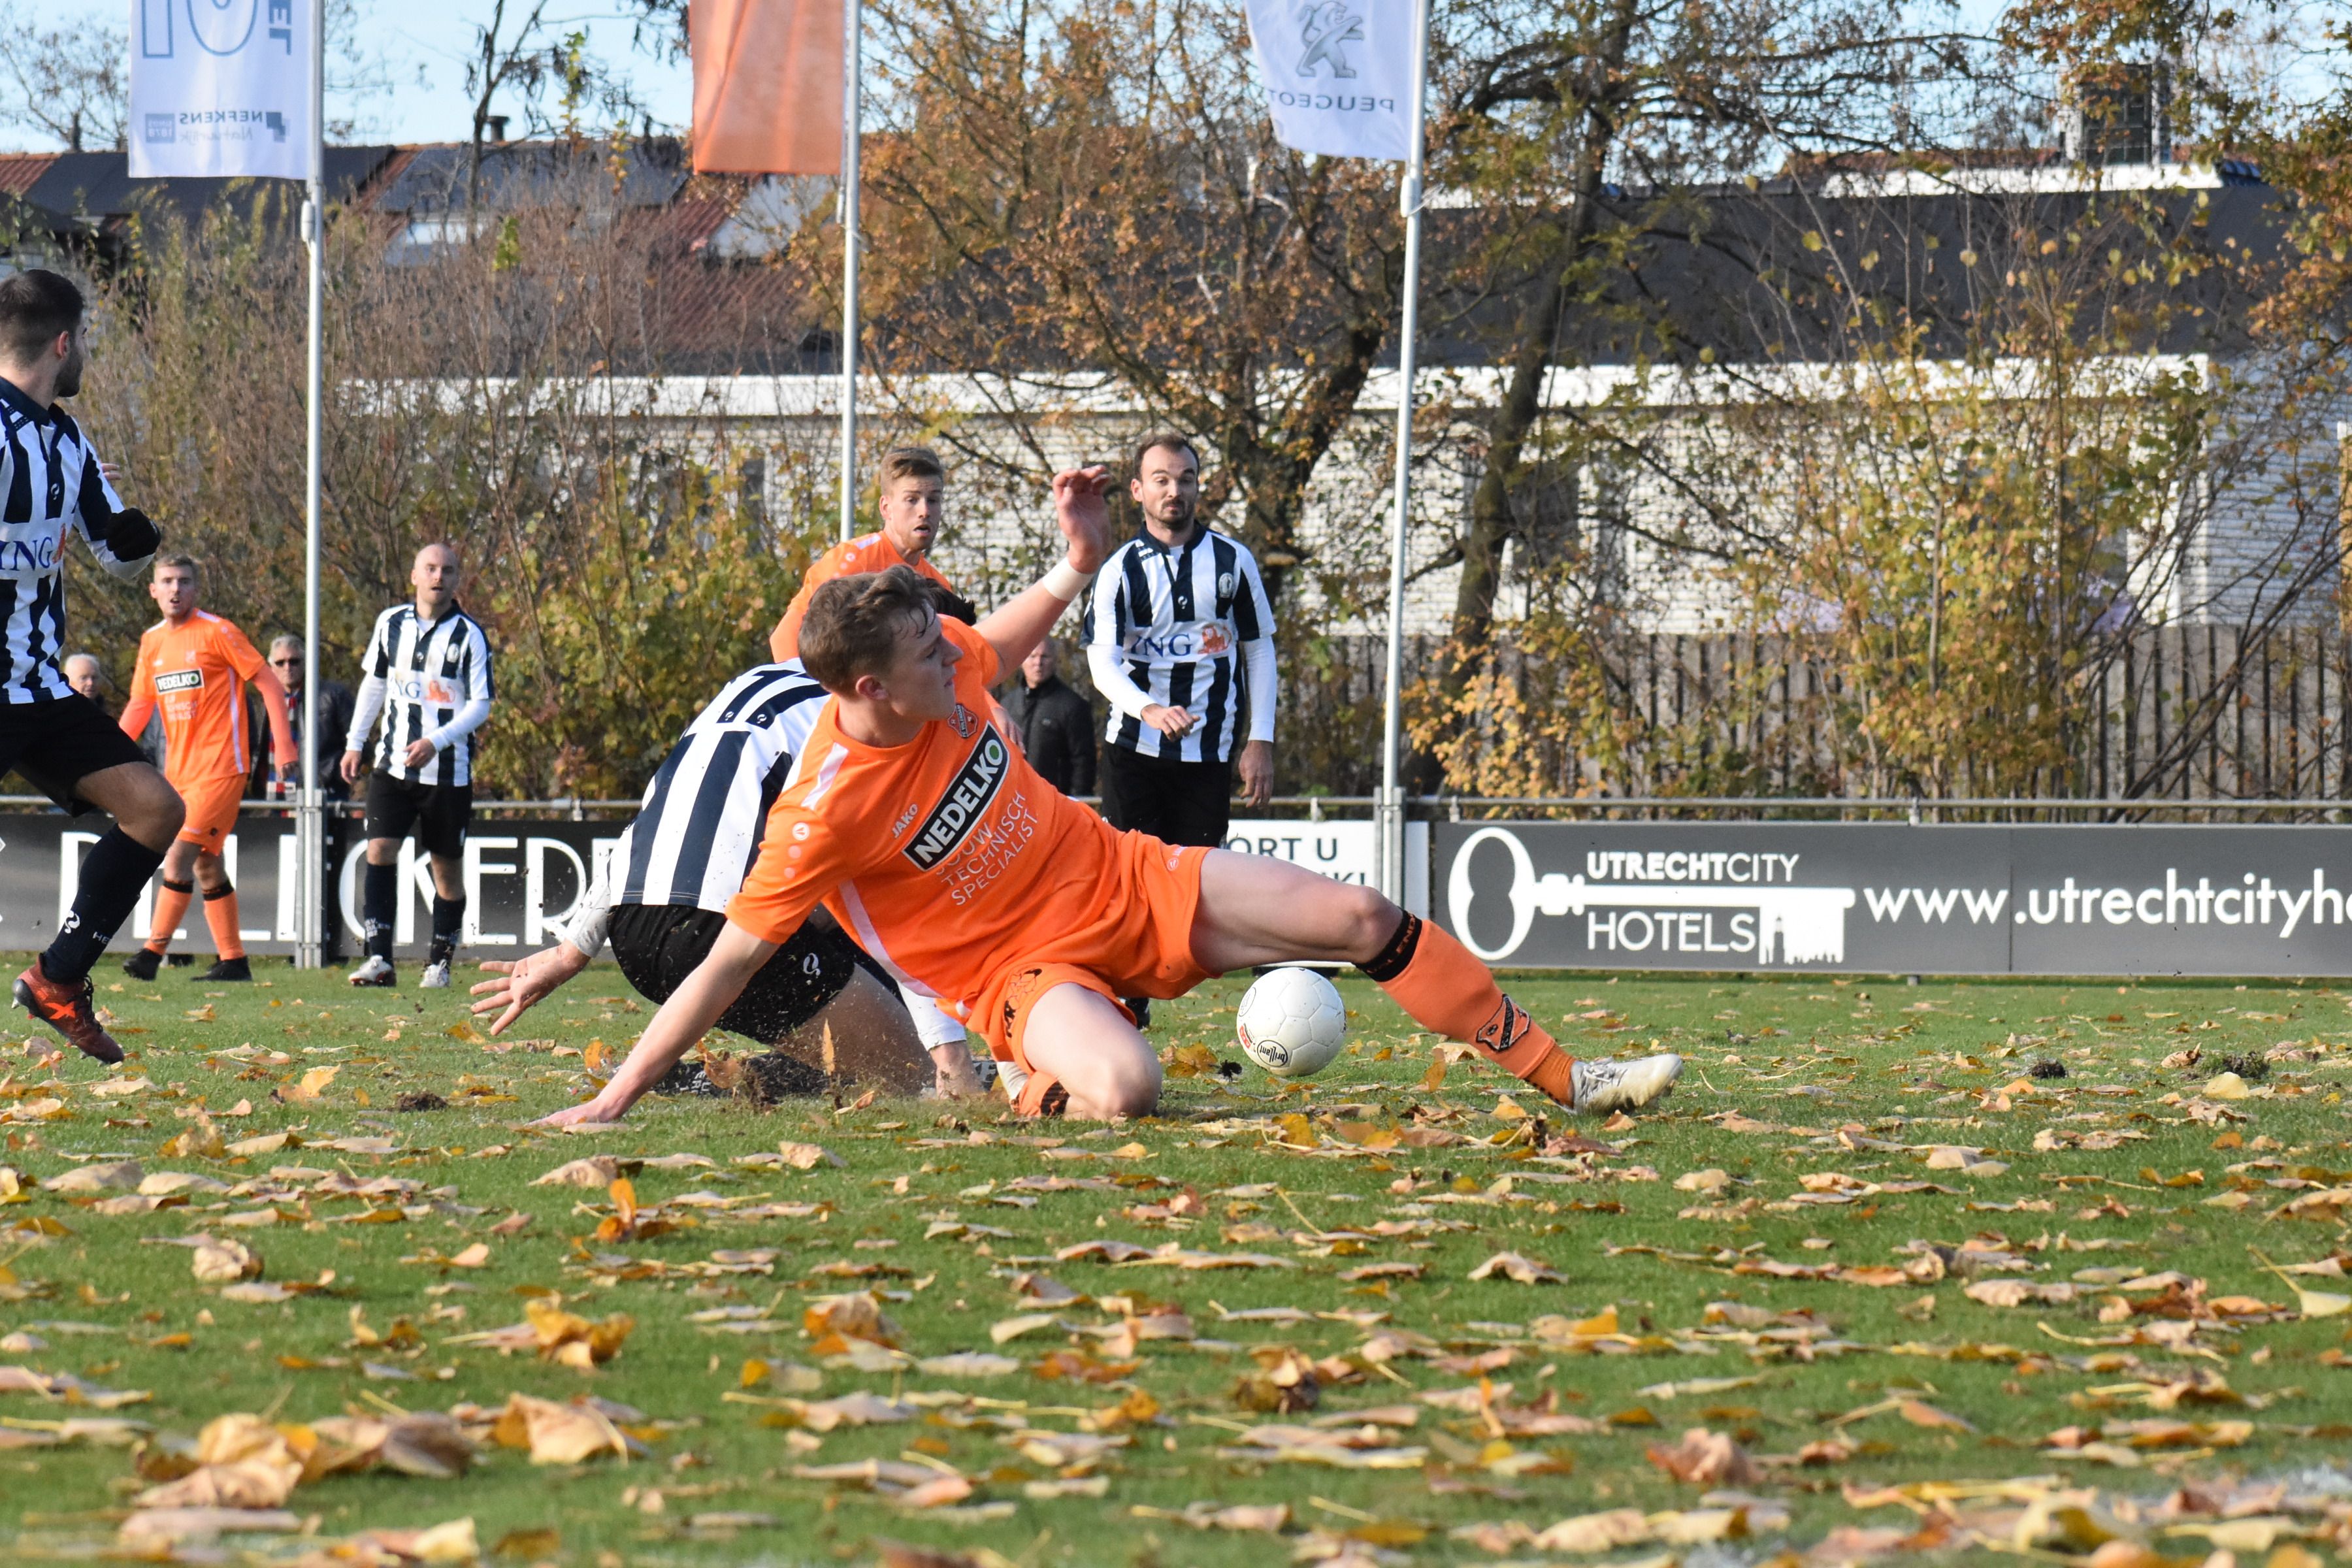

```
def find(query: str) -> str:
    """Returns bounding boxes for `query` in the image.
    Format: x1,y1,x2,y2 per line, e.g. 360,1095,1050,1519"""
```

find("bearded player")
538,466,1680,1126
116,555,297,982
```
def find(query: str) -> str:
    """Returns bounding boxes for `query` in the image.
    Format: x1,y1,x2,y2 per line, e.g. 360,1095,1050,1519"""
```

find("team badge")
1218,572,1235,597
948,704,977,739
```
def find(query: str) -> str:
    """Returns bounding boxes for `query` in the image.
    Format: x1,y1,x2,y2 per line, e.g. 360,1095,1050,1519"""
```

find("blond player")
116,555,296,982
770,447,964,661
540,469,1681,1126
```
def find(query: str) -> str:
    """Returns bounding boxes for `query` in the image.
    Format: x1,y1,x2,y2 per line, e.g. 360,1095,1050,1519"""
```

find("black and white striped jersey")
345,602,495,785
1082,525,1277,763
617,662,831,913
0,378,161,704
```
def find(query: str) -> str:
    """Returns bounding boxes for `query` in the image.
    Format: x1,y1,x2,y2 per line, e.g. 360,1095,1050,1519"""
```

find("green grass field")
4,961,2351,1567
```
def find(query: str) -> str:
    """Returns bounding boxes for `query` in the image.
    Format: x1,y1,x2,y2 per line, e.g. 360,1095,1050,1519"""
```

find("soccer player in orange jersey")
116,556,296,982
769,446,961,661
537,468,1682,1128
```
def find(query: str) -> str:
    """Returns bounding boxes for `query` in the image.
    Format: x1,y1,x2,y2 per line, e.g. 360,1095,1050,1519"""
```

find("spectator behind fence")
253,634,353,802
1004,640,1096,797
61,652,104,713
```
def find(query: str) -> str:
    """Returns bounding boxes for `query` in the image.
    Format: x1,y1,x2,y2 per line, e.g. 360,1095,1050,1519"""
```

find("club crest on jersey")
904,730,1009,870
154,669,204,693
948,704,977,740
1218,572,1235,596
1198,622,1233,656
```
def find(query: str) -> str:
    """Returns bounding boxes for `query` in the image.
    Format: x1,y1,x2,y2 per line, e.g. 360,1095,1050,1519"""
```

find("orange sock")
1358,913,1578,1102
202,887,245,961
147,879,193,953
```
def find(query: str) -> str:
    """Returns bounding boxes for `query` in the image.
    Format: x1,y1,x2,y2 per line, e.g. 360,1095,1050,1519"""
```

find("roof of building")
0,140,2296,380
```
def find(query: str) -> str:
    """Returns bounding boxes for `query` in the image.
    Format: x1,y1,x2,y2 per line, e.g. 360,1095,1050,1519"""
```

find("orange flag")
690,0,845,174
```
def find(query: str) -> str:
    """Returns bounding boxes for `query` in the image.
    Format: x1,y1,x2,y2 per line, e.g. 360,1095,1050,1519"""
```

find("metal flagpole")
836,0,860,543
1377,0,1431,905
297,0,327,968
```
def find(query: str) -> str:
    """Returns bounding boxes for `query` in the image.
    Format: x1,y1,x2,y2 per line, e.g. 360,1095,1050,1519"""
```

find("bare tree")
0,5,127,153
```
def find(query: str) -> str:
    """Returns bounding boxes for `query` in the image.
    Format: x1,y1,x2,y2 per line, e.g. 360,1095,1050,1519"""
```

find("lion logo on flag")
1297,0,1364,78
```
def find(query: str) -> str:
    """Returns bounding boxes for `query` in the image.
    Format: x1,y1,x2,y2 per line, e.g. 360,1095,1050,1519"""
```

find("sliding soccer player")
540,467,1680,1125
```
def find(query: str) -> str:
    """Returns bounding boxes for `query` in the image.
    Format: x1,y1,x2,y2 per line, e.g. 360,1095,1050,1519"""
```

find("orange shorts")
174,774,245,851
968,830,1213,1076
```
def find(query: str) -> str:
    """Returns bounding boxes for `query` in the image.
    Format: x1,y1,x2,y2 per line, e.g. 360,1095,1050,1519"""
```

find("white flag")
1243,0,1415,161
128,0,314,179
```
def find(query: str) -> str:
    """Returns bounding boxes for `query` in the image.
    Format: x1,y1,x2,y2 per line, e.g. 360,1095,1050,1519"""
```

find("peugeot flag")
129,0,314,178
1244,0,1415,161
690,0,843,174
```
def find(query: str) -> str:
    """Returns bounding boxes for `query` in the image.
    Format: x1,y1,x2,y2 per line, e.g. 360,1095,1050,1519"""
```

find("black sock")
429,895,465,964
41,828,167,985
363,861,397,960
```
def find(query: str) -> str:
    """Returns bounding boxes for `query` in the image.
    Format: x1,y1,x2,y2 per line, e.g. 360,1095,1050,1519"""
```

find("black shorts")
1098,743,1233,848
364,773,472,858
608,904,865,1045
0,693,149,813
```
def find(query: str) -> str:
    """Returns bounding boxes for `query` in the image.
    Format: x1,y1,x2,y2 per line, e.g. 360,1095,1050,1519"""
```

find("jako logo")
1297,0,1364,78
904,732,1009,870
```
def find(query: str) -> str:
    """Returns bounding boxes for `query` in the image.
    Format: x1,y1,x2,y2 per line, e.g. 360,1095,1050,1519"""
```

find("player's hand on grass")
1143,704,1198,738
403,738,438,769
536,1094,627,1128
472,943,589,1034
1051,465,1113,572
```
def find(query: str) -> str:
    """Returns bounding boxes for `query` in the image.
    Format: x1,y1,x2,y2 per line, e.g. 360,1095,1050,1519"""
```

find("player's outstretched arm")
470,943,591,1035
975,466,1113,675
536,922,777,1126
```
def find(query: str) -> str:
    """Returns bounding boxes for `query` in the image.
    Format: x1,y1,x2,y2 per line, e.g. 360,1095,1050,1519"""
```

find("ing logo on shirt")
904,730,1008,871
396,675,460,705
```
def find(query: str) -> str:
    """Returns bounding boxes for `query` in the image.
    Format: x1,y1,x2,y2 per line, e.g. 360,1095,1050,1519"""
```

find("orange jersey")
770,532,958,661
728,619,1206,1027
123,612,273,783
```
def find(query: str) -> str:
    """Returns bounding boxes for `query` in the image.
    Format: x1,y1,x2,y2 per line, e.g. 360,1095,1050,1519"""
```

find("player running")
116,555,297,981
769,447,964,661
541,467,1681,1126
464,647,981,1096
0,269,183,1066
342,544,495,990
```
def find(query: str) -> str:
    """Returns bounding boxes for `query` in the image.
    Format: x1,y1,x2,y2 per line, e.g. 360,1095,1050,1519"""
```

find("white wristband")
1042,559,1096,602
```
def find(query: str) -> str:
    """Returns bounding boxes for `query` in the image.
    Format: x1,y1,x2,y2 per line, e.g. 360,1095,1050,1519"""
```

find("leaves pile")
3,970,2352,1565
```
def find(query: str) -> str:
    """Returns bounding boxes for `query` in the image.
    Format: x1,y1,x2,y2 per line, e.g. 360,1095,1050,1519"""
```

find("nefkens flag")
1244,0,1414,161
690,0,844,174
129,0,312,179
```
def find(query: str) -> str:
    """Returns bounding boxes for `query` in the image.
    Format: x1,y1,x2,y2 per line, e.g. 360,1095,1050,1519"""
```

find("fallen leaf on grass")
278,1066,340,1102
531,1156,620,1188
777,1140,842,1170
191,1239,261,1284
1130,1502,1292,1533
118,1508,303,1546
1468,1252,1563,1285
491,1392,632,1463
1645,1427,1759,1486
917,1352,1019,1377
804,1291,900,1347
134,1413,304,1509
42,1160,144,1194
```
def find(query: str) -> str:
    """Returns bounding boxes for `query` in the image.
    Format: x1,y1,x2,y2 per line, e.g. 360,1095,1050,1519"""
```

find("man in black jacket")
255,635,354,802
1004,641,1096,797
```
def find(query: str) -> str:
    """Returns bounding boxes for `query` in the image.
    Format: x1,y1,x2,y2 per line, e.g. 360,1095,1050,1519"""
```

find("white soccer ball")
1235,967,1348,1078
